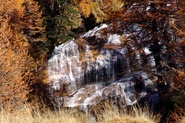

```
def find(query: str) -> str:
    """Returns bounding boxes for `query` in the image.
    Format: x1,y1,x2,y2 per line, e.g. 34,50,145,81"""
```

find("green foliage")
38,0,82,47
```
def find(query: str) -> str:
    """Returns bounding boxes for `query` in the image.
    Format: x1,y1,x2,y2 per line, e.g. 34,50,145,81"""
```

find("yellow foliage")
91,2,107,22
73,0,124,22
0,0,46,110
74,0,105,21
78,0,92,18
0,24,31,110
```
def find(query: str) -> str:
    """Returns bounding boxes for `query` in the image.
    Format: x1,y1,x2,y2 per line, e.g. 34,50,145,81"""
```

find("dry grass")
0,104,162,123
96,105,161,123
180,116,185,123
0,105,88,123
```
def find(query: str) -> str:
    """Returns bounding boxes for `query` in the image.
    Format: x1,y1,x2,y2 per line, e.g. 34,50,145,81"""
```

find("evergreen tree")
38,0,82,50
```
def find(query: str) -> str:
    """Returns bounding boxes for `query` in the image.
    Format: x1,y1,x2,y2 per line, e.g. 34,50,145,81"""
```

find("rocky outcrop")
48,24,157,108
62,71,156,107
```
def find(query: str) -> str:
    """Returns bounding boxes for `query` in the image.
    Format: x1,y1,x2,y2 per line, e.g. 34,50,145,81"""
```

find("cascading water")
48,24,157,108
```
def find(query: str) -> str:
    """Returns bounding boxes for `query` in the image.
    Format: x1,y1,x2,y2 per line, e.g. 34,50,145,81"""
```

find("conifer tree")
38,0,82,47
0,0,46,110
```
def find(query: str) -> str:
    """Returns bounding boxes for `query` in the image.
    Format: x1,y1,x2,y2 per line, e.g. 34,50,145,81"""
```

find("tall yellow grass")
0,104,162,123
0,105,88,123
97,105,161,123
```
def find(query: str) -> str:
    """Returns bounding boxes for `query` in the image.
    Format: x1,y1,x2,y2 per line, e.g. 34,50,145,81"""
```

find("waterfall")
48,24,157,107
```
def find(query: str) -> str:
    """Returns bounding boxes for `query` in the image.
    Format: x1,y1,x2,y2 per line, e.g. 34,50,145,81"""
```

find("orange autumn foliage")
0,0,46,110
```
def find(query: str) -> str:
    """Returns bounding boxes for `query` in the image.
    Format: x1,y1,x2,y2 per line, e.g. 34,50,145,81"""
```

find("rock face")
48,24,157,108
62,71,155,107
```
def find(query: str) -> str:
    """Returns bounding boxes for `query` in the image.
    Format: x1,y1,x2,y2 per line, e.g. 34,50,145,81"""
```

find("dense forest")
0,0,185,122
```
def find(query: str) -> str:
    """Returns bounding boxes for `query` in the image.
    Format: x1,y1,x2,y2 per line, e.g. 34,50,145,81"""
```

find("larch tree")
73,0,124,22
0,0,46,110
